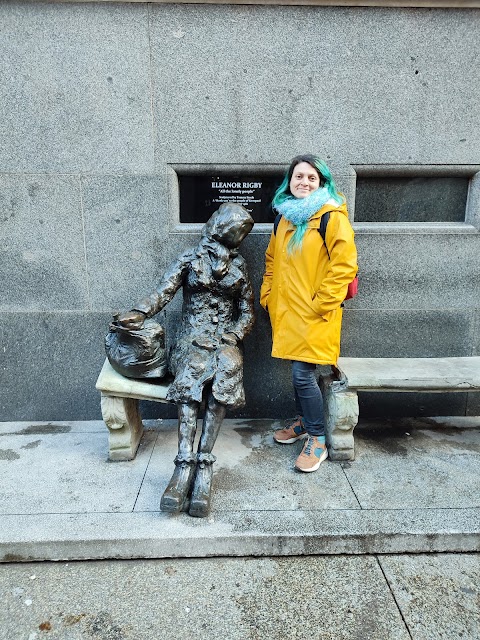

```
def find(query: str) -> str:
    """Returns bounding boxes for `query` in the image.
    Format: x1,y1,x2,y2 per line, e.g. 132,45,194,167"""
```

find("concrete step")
2,508,479,563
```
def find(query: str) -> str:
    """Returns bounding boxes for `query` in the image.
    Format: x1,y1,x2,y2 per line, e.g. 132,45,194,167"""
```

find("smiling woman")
289,162,321,198
260,154,358,473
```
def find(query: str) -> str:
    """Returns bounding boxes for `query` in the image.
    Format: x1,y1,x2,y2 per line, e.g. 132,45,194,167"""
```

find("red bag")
345,275,359,301
319,212,358,301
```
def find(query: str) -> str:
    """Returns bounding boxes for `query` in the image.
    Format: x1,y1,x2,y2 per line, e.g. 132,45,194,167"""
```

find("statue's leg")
189,393,226,518
160,401,199,513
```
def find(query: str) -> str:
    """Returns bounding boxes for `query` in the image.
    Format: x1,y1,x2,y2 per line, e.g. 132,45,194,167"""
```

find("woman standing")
260,155,357,472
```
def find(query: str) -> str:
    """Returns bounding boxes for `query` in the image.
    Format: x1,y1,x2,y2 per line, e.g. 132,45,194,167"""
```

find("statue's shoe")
189,464,213,518
160,462,195,513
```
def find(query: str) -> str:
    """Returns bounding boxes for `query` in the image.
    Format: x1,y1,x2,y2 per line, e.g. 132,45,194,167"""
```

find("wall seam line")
78,175,92,311
147,3,158,171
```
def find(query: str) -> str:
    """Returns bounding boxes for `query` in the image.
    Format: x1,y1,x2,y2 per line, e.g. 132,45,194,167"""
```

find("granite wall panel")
0,1,154,173
250,230,480,314
0,309,473,421
340,309,476,358
149,5,480,167
0,312,111,421
474,309,480,356
82,175,168,311
0,174,89,311
466,394,480,417
350,232,480,311
358,392,467,419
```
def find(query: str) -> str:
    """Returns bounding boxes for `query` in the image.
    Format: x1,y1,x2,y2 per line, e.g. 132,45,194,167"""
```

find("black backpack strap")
273,213,282,235
319,211,331,260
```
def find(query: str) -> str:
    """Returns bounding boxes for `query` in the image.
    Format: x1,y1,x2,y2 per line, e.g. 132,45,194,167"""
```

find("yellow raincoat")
260,200,358,365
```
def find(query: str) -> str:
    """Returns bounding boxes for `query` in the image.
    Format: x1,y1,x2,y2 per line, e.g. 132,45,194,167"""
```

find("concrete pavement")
0,553,478,640
0,416,479,562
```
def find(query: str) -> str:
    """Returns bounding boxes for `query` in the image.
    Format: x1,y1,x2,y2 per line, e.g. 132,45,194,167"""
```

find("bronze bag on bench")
105,317,168,380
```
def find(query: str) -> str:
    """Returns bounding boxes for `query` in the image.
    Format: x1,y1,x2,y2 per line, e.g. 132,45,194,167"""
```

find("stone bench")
320,356,480,462
97,356,480,464
96,359,170,461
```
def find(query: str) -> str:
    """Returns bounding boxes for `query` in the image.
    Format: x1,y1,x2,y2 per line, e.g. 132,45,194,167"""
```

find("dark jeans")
292,360,325,437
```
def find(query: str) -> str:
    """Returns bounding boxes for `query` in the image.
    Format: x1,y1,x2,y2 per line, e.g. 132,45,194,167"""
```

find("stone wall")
1,1,479,420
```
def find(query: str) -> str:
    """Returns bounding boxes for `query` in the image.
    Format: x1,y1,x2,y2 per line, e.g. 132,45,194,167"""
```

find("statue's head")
203,203,254,249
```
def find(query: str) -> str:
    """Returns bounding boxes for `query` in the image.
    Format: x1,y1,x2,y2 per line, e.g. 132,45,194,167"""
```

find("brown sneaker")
295,436,328,472
273,417,307,444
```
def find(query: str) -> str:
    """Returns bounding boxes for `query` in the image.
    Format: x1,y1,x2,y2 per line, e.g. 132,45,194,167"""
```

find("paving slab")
344,419,480,509
0,556,410,640
0,427,156,514
379,553,480,640
0,418,479,562
134,419,361,513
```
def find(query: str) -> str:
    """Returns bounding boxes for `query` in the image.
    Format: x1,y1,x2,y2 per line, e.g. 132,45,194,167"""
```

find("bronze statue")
118,203,255,517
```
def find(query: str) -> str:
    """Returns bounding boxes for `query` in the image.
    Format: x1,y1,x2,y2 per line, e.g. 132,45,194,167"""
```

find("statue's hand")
116,310,146,330
221,332,238,346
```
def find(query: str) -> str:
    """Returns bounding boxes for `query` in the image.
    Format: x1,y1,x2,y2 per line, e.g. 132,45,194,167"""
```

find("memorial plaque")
179,173,283,223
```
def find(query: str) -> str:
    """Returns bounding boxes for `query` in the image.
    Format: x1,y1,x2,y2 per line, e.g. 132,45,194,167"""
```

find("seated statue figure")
118,203,255,517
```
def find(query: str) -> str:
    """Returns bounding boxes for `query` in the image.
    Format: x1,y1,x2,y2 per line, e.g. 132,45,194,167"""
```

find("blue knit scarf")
276,187,338,252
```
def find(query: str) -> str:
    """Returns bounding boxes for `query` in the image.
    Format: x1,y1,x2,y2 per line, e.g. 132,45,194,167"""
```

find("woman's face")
289,162,321,199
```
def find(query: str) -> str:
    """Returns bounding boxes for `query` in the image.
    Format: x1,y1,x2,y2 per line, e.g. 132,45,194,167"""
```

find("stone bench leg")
320,378,359,461
100,393,144,461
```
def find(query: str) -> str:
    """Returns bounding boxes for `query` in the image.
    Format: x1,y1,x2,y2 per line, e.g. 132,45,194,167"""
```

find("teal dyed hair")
272,155,344,252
